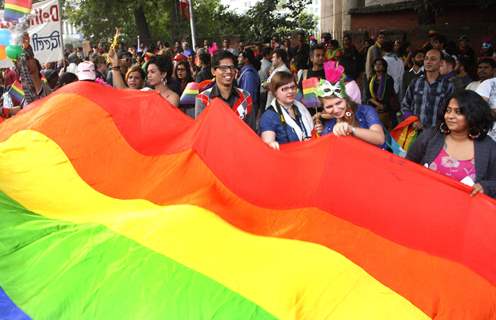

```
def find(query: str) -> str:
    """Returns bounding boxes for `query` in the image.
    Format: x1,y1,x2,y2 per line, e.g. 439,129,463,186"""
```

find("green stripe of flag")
0,191,276,320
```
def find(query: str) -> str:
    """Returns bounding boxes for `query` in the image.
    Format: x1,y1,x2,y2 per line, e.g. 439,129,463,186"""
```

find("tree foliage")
241,0,316,42
62,0,316,46
64,0,245,46
189,0,244,41
64,0,174,45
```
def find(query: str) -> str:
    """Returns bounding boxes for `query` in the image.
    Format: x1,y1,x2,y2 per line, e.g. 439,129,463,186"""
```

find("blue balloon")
0,29,12,46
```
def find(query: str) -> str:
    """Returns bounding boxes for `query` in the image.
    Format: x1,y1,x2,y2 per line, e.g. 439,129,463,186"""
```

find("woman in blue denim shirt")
260,71,314,150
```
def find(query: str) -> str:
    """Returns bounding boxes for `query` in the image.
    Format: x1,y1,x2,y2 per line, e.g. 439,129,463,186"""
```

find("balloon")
0,29,11,46
0,46,6,60
6,45,22,60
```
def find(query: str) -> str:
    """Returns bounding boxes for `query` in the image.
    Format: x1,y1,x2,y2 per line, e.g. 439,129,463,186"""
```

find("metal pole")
187,0,197,50
58,0,65,55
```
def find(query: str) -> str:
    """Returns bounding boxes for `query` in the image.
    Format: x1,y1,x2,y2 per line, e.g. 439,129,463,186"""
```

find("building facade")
320,0,496,48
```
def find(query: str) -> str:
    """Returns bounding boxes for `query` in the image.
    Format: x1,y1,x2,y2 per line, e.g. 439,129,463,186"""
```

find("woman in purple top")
407,90,496,198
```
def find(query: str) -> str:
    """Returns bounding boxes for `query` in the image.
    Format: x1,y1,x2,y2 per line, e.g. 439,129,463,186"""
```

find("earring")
468,128,481,140
439,122,451,134
344,108,353,124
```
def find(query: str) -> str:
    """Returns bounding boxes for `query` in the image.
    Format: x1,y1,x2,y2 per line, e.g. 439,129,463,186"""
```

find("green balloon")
6,45,23,60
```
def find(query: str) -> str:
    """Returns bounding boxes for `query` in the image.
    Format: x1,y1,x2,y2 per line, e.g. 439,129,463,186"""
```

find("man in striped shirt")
401,49,454,129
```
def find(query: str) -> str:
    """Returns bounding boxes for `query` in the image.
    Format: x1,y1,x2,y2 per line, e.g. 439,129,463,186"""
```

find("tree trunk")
134,5,152,46
171,0,178,41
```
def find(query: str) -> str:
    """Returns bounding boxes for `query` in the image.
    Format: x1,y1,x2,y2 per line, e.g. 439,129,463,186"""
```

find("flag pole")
187,0,196,50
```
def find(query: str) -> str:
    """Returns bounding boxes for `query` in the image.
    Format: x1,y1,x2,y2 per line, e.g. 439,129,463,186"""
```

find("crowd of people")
1,29,495,198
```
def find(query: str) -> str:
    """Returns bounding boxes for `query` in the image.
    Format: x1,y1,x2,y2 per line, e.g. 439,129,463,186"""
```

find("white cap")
77,61,96,81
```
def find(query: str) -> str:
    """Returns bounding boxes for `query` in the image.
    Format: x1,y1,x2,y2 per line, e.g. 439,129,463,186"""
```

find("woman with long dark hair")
174,60,194,95
407,90,496,198
146,55,179,106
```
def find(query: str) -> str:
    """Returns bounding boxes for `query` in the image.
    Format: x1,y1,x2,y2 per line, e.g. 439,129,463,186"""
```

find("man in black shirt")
195,52,213,83
339,34,362,81
294,31,310,70
297,44,326,90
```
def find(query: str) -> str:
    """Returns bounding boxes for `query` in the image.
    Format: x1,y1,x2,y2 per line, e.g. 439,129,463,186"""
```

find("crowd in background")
1,28,495,198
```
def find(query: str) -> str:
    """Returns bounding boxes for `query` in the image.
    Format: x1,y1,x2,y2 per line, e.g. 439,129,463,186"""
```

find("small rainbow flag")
300,77,320,109
180,79,215,106
391,116,419,153
9,81,24,106
4,0,32,22
179,82,201,106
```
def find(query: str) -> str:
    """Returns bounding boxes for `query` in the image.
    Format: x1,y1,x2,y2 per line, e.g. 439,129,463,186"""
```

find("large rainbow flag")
0,82,495,319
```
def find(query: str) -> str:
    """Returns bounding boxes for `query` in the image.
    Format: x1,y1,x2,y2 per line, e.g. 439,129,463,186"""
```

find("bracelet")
111,66,120,70
351,127,356,136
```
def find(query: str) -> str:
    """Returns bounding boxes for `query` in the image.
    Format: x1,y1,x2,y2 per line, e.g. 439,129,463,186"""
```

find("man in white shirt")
466,59,496,92
477,76,496,109
222,39,238,56
264,48,290,108
476,75,496,141
258,46,273,112
382,40,404,98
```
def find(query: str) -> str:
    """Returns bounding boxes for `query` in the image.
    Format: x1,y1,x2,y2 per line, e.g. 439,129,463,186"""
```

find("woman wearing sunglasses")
259,71,314,150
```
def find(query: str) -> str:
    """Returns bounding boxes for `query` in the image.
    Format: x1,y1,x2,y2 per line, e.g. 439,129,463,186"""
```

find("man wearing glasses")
195,50,253,124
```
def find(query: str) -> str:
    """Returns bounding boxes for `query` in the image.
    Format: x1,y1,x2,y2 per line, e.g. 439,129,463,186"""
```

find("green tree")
188,0,245,42
242,0,316,42
275,11,317,39
64,0,178,45
63,0,244,47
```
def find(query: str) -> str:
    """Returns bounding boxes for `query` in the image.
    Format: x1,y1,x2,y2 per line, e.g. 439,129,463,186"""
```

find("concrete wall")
320,0,358,40
320,0,333,34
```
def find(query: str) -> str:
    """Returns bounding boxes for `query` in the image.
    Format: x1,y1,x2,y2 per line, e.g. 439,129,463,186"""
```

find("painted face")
127,71,144,89
213,58,236,87
147,63,165,87
322,96,347,119
275,82,297,106
444,98,468,133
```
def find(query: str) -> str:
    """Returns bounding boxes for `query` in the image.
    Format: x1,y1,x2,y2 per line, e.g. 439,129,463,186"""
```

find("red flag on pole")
179,0,190,20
